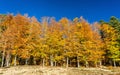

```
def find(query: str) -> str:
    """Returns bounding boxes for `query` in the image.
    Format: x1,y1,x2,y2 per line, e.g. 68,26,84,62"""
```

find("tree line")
0,14,120,67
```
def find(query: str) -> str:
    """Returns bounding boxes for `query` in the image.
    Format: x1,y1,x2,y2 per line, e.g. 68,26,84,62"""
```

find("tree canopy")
0,14,119,67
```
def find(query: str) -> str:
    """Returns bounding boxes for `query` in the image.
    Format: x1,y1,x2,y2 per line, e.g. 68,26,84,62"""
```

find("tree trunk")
85,61,89,67
77,60,80,68
33,58,36,65
50,55,53,67
1,50,5,67
109,60,112,66
14,55,17,66
42,58,45,67
113,59,116,67
25,58,28,65
66,57,69,68
1,41,6,67
70,59,71,67
95,61,98,68
5,52,10,67
77,56,80,68
55,61,57,66
99,60,102,68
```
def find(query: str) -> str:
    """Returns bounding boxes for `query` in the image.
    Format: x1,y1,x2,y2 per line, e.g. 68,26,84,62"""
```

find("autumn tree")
100,24,119,67
0,14,119,67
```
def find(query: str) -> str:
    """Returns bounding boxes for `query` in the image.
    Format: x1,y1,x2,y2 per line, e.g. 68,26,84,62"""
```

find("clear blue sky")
0,0,120,23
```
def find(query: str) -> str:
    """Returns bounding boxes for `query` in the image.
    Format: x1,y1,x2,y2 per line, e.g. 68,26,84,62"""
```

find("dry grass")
0,66,119,75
